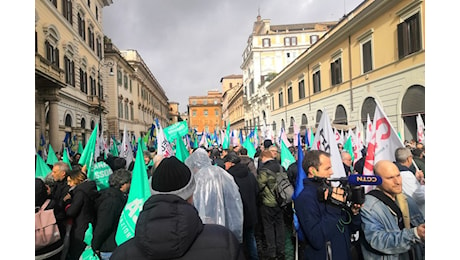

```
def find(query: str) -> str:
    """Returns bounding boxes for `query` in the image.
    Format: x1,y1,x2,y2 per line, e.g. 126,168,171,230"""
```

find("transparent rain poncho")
185,148,243,242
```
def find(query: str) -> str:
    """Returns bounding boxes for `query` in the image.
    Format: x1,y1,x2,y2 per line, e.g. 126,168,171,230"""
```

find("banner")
163,121,189,142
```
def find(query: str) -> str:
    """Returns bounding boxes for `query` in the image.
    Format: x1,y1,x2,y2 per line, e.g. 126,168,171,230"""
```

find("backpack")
264,166,294,208
35,199,61,250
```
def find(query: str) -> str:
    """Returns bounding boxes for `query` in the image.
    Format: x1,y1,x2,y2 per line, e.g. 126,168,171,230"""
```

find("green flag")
143,129,151,145
88,161,112,191
79,124,98,175
78,141,84,154
110,137,119,156
163,121,189,142
175,133,189,163
343,135,354,172
62,147,73,170
80,223,99,260
36,152,52,179
46,144,59,166
242,135,256,159
280,140,296,170
115,137,151,246
222,122,231,149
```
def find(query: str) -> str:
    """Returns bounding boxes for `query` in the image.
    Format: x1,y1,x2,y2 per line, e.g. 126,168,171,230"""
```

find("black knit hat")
151,156,196,200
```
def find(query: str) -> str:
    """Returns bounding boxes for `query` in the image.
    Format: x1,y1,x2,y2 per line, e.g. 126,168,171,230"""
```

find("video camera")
314,175,382,209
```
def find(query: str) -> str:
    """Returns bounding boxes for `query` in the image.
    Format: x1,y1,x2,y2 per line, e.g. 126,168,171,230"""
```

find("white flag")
416,113,425,144
156,121,174,158
120,125,134,168
365,113,373,146
363,103,405,176
293,121,300,147
312,109,346,179
280,128,292,148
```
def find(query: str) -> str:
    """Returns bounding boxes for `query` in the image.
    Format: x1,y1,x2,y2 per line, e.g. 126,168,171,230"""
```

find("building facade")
241,15,337,135
221,74,243,131
168,101,181,124
188,90,223,134
266,0,425,141
35,0,113,150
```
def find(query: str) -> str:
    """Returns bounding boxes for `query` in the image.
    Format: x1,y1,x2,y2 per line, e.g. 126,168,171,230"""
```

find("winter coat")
294,178,361,260
111,194,245,260
92,187,127,252
227,162,259,229
257,159,283,208
65,180,98,260
239,155,257,177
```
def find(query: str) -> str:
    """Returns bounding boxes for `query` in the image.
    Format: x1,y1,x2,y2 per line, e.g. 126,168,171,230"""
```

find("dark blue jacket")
294,178,361,260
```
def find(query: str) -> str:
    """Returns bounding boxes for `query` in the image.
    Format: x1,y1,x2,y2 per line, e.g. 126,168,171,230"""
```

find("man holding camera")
294,150,362,260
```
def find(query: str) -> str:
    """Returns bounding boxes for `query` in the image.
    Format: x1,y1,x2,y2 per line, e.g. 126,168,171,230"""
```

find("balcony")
87,95,105,113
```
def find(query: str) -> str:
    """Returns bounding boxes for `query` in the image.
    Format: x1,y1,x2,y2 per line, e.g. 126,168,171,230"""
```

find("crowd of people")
35,137,425,260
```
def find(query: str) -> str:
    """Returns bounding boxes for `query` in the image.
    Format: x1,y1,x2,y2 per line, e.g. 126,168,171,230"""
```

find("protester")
360,160,425,259
63,169,98,260
49,162,72,235
294,150,362,260
35,178,64,260
394,147,425,216
185,148,244,243
411,148,425,176
353,147,366,175
224,151,260,260
92,169,132,260
110,156,245,259
210,147,225,169
238,147,258,177
256,149,287,260
341,151,353,176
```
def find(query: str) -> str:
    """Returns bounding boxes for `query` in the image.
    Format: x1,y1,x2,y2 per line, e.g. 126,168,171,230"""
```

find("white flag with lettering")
312,109,346,179
156,120,174,158
416,113,425,144
363,103,405,176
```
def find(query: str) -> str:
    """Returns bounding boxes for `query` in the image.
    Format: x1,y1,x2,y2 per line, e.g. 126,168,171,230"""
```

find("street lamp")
97,59,114,134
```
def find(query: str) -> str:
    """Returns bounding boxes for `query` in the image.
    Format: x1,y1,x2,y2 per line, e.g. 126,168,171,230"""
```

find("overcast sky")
102,0,364,113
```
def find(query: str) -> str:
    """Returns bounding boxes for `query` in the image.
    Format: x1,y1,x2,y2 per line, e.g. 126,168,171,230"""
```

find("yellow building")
169,101,181,124
221,74,244,132
267,0,425,142
188,90,223,134
35,0,113,150
241,15,338,134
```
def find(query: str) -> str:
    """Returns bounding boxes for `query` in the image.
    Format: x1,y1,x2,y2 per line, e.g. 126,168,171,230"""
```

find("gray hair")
109,169,132,189
394,147,412,163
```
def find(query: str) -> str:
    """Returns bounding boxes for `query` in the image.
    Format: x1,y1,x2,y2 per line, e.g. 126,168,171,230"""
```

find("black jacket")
111,194,245,260
92,187,127,252
66,180,98,241
227,163,259,229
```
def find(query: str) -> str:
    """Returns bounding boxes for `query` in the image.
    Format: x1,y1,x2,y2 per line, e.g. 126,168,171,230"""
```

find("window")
214,99,218,104
124,103,129,119
117,69,122,86
192,100,197,105
62,0,73,24
203,100,208,105
98,78,103,98
310,35,319,44
130,104,134,120
262,38,271,47
287,84,293,104
88,26,95,51
64,56,75,86
78,13,86,40
204,109,208,116
284,37,297,46
124,75,128,89
215,109,219,116
79,68,87,93
45,40,59,67
192,110,196,116
50,0,57,7
95,5,99,21
96,37,102,59
398,12,421,59
362,39,373,73
330,55,342,86
278,90,284,108
312,68,321,93
118,99,123,118
298,78,305,99
90,75,96,96
129,79,132,92
249,79,254,96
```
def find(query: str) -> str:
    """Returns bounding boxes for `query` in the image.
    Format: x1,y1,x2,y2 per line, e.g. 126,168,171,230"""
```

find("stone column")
48,100,60,152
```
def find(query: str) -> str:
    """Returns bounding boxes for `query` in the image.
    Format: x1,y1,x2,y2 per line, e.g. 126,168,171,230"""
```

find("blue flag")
293,133,307,241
